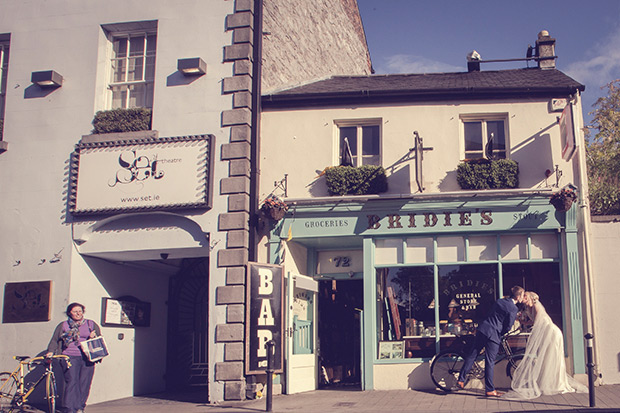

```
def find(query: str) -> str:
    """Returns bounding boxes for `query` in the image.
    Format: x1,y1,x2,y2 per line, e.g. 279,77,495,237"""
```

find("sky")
356,0,620,125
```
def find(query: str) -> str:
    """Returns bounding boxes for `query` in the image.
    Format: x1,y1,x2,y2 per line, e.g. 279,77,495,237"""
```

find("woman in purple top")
47,303,101,413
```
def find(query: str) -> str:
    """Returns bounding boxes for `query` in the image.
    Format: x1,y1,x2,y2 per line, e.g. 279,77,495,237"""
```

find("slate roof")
262,68,585,107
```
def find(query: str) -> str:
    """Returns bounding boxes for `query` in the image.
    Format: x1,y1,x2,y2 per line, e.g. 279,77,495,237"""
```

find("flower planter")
260,196,288,222
264,206,286,221
549,188,577,212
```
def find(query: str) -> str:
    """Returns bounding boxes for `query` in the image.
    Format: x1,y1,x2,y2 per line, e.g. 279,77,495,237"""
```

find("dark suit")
458,297,518,392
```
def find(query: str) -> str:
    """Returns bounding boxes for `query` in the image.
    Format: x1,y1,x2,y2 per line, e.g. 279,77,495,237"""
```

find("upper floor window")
0,34,10,122
462,115,508,160
103,21,157,109
337,120,381,166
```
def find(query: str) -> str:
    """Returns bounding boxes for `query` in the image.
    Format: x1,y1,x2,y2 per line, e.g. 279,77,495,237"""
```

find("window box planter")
91,108,152,134
324,165,388,196
456,159,519,190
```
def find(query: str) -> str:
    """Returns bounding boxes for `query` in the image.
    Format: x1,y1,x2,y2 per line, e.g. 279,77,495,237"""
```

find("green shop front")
266,192,585,392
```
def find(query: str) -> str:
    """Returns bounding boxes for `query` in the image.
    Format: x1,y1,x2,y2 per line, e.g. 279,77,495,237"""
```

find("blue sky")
357,0,620,124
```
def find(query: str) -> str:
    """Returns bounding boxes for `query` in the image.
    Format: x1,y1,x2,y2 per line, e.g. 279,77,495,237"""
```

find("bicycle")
0,354,70,413
429,329,524,392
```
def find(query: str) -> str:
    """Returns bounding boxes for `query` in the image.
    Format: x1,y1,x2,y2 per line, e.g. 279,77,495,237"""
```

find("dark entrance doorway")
166,257,209,398
318,279,363,389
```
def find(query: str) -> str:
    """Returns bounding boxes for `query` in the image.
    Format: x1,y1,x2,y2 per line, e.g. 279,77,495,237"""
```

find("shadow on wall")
511,121,556,189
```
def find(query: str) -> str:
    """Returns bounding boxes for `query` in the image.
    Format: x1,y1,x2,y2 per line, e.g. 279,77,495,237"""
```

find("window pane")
530,234,558,259
146,34,157,54
129,35,145,57
468,236,497,261
112,58,126,83
362,125,380,155
500,234,528,260
487,121,505,150
375,238,402,265
340,126,357,165
377,267,435,358
145,56,156,80
405,237,433,263
113,38,127,58
128,56,144,81
438,264,497,351
437,236,465,262
464,122,482,151
128,83,146,108
111,85,128,109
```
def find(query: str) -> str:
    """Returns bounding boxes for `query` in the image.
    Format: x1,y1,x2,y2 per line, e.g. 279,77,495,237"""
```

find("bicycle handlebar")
15,354,71,367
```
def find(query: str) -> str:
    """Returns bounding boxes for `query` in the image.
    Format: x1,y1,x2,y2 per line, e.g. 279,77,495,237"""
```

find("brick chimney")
536,30,556,69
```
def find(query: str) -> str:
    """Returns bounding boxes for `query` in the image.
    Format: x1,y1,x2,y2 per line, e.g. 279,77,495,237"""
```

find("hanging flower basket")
549,187,577,212
260,196,288,221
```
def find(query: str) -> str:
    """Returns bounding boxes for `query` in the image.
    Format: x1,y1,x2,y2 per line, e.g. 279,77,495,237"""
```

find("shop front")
267,191,585,391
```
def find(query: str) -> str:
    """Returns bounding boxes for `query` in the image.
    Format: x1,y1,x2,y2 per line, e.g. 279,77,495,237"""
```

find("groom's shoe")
485,390,504,397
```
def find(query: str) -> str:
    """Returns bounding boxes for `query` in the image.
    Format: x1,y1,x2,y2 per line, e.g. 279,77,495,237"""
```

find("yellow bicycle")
0,355,70,413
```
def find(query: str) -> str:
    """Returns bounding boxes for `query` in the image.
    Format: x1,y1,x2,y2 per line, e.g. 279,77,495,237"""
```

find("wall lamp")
31,70,63,88
177,57,206,76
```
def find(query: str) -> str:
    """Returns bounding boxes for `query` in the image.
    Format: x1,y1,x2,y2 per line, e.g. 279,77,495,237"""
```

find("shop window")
436,236,465,262
377,267,435,358
103,21,157,109
375,238,402,265
405,237,433,263
530,233,558,259
462,115,508,160
0,35,9,126
468,235,497,261
500,234,528,260
337,120,381,166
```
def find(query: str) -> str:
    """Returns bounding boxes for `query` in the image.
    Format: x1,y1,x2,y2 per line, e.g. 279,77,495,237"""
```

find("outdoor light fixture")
177,57,206,76
31,70,63,88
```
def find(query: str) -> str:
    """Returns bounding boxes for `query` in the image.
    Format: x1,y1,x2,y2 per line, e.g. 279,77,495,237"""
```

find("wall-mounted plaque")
3,281,52,323
69,134,214,215
102,296,151,327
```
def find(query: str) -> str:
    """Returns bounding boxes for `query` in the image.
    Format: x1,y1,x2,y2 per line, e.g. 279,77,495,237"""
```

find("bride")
503,291,588,399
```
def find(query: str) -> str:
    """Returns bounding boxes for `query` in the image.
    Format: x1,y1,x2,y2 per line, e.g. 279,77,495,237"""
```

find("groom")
457,285,525,396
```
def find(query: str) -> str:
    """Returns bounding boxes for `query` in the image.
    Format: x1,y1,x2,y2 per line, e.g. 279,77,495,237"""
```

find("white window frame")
460,113,509,160
334,118,382,166
0,38,9,121
102,22,157,110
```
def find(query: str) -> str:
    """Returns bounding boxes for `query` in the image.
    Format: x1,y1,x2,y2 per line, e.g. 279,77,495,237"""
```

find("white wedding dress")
503,301,588,399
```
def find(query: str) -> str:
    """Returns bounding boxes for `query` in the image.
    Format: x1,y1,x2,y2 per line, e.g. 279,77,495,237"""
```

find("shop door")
286,273,318,394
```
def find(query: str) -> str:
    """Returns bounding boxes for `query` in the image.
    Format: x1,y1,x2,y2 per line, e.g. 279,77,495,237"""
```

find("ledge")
80,130,158,144
0,141,7,153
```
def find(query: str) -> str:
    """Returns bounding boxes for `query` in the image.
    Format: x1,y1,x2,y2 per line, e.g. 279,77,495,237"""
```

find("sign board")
69,135,213,215
560,103,576,161
246,262,284,374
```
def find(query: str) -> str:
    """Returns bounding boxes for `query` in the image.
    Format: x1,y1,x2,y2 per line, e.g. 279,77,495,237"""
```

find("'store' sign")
246,262,283,374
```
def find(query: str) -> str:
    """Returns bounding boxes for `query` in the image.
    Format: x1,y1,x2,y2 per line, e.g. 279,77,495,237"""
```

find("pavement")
79,384,620,413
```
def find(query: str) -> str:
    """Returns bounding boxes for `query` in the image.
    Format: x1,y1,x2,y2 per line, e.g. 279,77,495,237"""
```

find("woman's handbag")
80,336,109,362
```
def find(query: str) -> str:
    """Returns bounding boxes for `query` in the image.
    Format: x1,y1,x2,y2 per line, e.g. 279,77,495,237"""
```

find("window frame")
103,25,157,110
460,113,509,160
334,118,382,167
0,35,10,122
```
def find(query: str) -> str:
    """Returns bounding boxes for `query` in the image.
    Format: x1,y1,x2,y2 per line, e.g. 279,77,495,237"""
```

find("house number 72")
333,256,351,267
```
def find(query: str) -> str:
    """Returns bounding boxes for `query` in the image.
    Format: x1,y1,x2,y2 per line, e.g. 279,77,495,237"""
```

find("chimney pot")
536,30,556,69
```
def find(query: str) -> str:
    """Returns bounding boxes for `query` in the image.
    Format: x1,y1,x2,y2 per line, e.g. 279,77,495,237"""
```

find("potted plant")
324,165,388,196
550,186,577,212
260,196,288,221
456,158,519,190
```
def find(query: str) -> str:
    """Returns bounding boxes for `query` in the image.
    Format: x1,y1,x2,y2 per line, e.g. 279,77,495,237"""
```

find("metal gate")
166,258,209,392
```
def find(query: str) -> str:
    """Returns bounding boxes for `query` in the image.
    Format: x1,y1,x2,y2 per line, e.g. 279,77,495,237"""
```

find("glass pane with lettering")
438,264,497,351
377,266,435,358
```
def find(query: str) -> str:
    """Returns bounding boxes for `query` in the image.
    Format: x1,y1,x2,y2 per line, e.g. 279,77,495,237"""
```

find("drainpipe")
249,0,263,262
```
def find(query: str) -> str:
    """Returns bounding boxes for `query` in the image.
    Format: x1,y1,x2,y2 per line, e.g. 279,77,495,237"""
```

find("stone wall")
262,0,372,93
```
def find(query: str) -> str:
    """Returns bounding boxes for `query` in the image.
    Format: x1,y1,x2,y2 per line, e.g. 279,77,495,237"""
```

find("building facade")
259,31,596,392
0,0,370,405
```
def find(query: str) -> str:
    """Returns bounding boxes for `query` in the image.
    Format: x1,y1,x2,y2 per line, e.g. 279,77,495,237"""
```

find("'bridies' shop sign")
245,262,283,375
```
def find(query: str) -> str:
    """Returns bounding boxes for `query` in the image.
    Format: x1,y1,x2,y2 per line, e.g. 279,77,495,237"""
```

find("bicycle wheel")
506,353,524,379
46,372,57,413
430,351,465,392
0,372,18,411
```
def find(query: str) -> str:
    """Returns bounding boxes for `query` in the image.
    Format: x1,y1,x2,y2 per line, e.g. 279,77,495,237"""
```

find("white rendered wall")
589,220,620,384
0,0,234,404
260,100,577,199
